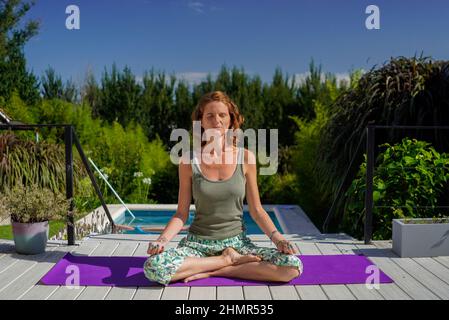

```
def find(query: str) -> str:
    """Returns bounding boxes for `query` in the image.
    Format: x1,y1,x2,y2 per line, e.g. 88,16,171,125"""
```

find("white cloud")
176,72,210,85
188,1,205,14
292,71,363,87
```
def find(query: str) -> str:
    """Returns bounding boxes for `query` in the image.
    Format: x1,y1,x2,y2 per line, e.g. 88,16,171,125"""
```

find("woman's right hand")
147,238,168,255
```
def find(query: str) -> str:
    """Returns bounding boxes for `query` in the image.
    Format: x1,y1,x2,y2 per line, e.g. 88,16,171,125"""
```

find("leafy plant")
289,100,331,226
0,132,84,193
402,217,449,224
343,138,449,240
317,56,449,230
0,184,71,223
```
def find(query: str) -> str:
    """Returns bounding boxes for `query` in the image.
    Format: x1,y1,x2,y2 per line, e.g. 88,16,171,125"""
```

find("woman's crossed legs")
144,246,301,285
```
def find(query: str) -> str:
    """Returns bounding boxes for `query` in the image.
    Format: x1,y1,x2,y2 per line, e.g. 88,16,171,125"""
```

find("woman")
143,91,303,285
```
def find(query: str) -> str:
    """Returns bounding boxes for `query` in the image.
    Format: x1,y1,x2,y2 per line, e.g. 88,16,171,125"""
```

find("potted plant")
0,184,69,255
343,138,449,248
392,217,449,258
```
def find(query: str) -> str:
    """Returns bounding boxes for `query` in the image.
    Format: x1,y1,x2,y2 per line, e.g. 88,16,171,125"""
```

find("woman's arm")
244,149,297,254
147,156,192,255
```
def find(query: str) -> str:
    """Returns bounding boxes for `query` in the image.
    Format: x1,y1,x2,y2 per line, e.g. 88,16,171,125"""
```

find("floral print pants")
143,232,303,285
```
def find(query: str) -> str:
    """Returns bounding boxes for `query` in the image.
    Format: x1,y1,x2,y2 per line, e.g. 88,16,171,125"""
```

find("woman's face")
201,101,231,138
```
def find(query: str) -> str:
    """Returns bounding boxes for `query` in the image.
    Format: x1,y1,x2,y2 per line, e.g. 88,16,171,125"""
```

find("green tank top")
189,147,246,240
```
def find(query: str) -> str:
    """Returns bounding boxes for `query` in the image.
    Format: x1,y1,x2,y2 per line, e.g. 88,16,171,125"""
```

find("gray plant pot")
392,218,449,258
12,221,49,255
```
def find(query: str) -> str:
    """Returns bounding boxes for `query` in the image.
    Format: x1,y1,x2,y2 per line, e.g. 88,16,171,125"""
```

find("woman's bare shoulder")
178,151,192,165
178,152,193,176
242,148,257,177
243,148,257,165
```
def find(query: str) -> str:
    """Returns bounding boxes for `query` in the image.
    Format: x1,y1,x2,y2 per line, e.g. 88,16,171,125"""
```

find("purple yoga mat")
40,253,393,287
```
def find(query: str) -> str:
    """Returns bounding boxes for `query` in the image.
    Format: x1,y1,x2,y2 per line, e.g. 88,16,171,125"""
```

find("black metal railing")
0,124,116,245
324,124,449,244
364,125,449,244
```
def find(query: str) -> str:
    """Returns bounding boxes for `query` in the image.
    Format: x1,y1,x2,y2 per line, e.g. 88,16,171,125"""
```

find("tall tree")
0,0,40,104
41,67,64,99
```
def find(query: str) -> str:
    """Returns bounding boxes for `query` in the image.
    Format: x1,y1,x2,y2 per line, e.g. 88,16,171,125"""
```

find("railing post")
364,125,375,244
72,131,116,233
65,126,75,245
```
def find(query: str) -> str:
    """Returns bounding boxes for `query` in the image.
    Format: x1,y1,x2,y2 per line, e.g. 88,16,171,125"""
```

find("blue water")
115,210,283,234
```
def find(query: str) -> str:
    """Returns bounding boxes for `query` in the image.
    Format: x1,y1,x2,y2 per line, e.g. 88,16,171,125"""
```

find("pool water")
115,210,283,235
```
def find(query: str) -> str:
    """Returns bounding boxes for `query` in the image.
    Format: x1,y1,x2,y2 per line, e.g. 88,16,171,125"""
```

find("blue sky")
22,0,449,86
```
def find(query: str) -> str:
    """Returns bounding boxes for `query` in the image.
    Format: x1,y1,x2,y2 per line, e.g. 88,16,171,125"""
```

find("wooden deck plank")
243,286,272,300
189,286,216,300
434,256,449,269
160,287,190,300
295,286,328,300
334,242,411,300
374,242,449,286
355,244,440,300
294,241,322,255
133,286,164,300
104,287,136,300
314,242,342,255
104,242,139,300
346,284,384,300
0,245,61,295
0,245,71,300
269,285,300,300
413,257,449,286
133,242,149,256
216,286,244,300
0,252,19,273
321,285,356,300
372,242,449,300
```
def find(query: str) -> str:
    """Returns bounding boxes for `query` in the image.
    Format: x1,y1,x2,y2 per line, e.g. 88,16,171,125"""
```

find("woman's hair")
191,91,244,147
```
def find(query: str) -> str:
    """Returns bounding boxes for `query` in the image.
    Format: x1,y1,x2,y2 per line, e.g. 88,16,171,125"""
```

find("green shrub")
289,100,330,226
89,122,170,203
0,184,70,223
148,162,179,204
318,57,449,228
343,138,449,240
0,132,84,193
258,173,301,204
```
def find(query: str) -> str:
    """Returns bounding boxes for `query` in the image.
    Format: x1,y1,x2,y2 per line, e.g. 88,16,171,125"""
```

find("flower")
134,171,143,178
142,177,152,185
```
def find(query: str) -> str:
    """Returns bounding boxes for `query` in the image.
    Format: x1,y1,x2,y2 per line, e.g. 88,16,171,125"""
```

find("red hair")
191,91,244,146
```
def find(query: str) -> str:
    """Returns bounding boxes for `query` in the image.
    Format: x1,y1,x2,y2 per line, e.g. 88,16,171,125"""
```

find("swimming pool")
115,210,284,235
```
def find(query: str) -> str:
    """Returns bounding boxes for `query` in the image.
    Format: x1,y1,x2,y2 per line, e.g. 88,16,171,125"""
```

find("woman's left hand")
275,239,298,255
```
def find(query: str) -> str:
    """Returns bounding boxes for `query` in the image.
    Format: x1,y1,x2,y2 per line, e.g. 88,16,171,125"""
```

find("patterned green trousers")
143,232,303,285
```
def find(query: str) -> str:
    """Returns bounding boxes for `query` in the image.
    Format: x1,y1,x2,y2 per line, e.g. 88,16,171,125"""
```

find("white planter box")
392,218,449,258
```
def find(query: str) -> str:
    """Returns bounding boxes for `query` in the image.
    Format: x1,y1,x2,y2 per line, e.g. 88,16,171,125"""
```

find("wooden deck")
1,233,449,300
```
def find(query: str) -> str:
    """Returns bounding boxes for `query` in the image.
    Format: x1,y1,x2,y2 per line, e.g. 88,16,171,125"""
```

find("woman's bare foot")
222,247,261,266
183,272,212,283
182,248,261,283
